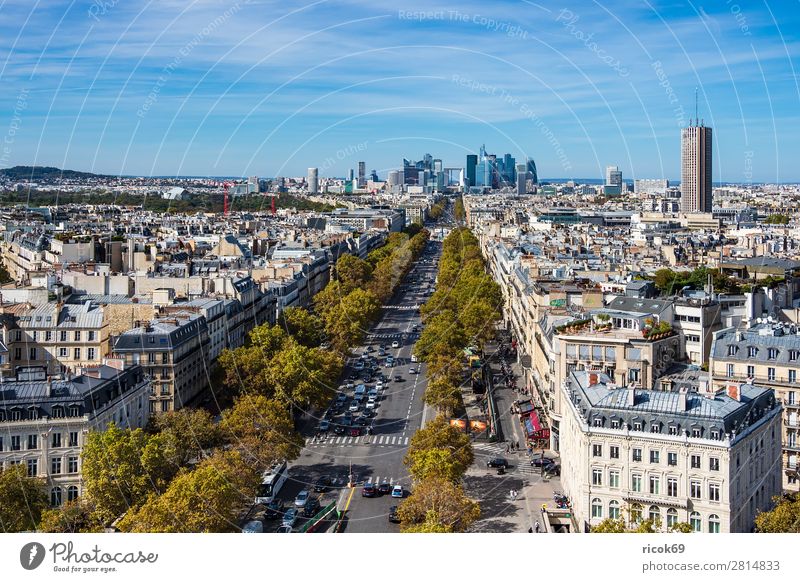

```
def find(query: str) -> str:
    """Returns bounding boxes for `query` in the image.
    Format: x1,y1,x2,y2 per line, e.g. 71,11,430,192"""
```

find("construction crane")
222,181,233,215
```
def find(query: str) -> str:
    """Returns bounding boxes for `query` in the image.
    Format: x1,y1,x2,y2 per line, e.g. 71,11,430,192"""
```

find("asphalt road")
277,230,444,533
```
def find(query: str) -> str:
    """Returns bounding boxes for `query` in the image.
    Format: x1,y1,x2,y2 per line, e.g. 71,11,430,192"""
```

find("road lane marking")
403,437,409,445
391,436,397,444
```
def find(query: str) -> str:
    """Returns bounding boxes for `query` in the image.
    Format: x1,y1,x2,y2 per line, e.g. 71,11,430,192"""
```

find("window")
87,348,95,360
727,345,737,356
592,498,603,519
88,331,95,341
791,350,800,362
592,444,602,457
593,418,603,427
609,500,621,519
29,347,37,360
67,457,79,473
161,353,169,364
609,470,620,489
690,511,701,532
650,450,660,464
68,432,78,447
747,365,755,378
632,448,642,462
727,364,734,378
0,436,3,451
610,445,619,459
768,348,779,360
161,400,169,412
790,371,797,384
747,346,757,358
27,459,38,477
630,504,642,524
27,434,37,450
710,430,719,440
669,425,679,436
690,480,701,499
592,468,603,486
691,428,701,438
74,331,81,341
629,368,641,383
45,331,52,341
666,508,678,529
610,420,620,429
649,505,660,523
709,483,720,502
633,422,642,431
790,391,797,405
632,473,642,492
60,331,67,342
709,457,719,471
14,348,21,360
67,486,78,502
668,452,678,466
59,347,68,358
73,348,81,360
667,477,678,497
649,475,660,495
768,367,776,381
51,487,62,507
651,423,661,434
51,457,62,475
708,514,720,533
11,436,21,451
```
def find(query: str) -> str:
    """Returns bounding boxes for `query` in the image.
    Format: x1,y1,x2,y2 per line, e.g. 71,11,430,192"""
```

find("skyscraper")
681,124,713,213
466,154,477,188
515,163,528,195
526,157,538,185
358,161,366,188
307,168,318,194
604,165,623,195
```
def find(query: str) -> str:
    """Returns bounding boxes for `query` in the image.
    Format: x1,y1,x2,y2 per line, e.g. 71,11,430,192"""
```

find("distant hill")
0,166,109,181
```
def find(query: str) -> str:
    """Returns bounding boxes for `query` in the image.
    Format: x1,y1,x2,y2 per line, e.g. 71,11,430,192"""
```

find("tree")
0,464,48,532
278,307,324,347
333,254,372,294
414,312,466,361
149,408,220,467
267,339,343,410
219,393,304,472
38,499,104,533
423,377,462,417
755,494,800,532
670,522,694,533
397,478,480,532
590,517,627,533
117,450,259,533
765,214,790,225
0,260,13,284
217,345,274,399
405,416,473,476
426,354,463,387
406,448,465,483
321,288,381,352
81,425,177,524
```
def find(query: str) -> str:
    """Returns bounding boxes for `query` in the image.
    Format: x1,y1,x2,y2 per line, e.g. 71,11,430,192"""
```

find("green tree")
670,522,694,533
0,260,13,284
219,393,304,471
333,254,373,294
117,450,259,533
81,425,177,524
397,477,480,532
423,377,462,417
217,345,274,399
755,494,800,532
267,339,343,410
405,416,473,476
406,448,465,483
278,306,324,347
590,517,628,533
38,499,104,533
454,197,465,221
0,464,48,532
765,214,790,225
414,312,466,362
149,408,220,467
321,288,381,352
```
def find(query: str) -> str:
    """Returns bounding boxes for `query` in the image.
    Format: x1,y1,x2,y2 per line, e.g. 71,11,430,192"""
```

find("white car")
365,399,377,410
375,381,384,390
391,341,400,348
409,367,418,374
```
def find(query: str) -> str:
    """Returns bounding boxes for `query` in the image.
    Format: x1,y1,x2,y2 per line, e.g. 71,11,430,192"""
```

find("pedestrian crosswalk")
305,435,410,448
368,332,403,339
381,305,419,310
472,442,506,456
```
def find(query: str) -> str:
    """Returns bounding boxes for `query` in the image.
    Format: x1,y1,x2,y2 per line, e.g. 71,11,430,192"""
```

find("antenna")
694,87,698,125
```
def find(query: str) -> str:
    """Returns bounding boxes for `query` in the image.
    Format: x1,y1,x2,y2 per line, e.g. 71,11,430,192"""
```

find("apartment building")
561,370,782,533
112,312,209,413
710,322,800,492
0,363,150,506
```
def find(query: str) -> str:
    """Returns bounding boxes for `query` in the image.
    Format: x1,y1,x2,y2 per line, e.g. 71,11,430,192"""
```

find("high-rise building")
348,168,354,182
681,124,713,212
526,157,538,185
515,163,528,195
466,154,478,187
605,165,623,196
634,178,669,195
387,170,402,187
307,167,318,194
358,161,366,187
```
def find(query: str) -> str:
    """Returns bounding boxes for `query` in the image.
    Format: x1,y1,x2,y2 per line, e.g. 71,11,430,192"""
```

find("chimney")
677,387,688,411
588,372,598,386
626,386,636,406
726,382,741,402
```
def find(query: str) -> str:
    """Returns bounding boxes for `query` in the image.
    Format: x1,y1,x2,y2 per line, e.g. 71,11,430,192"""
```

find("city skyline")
0,1,797,181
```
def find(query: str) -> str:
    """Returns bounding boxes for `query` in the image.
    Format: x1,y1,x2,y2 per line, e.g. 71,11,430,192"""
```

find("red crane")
222,181,232,215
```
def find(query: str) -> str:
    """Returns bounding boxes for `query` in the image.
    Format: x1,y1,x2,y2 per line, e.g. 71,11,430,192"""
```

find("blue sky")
0,0,798,181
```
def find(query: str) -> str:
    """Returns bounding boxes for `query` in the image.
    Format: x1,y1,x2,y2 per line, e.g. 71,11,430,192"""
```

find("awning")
523,411,545,437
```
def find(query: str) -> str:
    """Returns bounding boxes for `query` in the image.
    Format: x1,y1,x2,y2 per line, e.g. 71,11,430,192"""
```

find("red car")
348,426,362,437
362,483,377,497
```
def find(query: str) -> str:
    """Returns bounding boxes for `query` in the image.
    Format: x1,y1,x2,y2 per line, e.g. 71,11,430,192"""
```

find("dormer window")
593,418,603,427
790,350,799,362
747,346,758,358
768,348,779,360
728,345,737,356
51,406,64,418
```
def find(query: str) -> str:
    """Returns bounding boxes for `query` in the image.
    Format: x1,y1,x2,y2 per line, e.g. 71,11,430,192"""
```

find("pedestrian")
509,489,514,500
506,443,510,453
535,521,540,533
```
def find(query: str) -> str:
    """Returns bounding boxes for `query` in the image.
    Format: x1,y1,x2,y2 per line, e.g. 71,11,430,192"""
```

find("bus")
255,461,288,505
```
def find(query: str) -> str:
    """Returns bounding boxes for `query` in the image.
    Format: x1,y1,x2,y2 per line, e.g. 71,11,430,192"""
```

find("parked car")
394,375,403,382
336,392,348,403
391,341,400,348
294,490,310,508
378,481,392,495
354,416,368,426
391,485,404,498
348,426,363,437
487,457,509,468
264,498,284,520
349,401,360,412
318,420,330,432
282,508,299,527
368,388,378,398
303,498,321,517
275,525,293,533
409,367,418,374
365,399,376,410
314,476,333,492
242,520,263,533
362,482,377,497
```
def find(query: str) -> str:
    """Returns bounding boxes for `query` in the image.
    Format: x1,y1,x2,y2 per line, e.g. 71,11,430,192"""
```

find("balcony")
622,490,689,509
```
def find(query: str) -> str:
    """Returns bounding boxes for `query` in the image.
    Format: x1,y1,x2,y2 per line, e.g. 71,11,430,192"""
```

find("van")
411,354,418,363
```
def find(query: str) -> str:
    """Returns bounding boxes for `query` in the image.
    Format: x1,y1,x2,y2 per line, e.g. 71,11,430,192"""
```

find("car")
323,408,336,420
410,353,418,362
365,400,376,410
348,426,362,437
294,490,310,508
354,361,364,371
349,373,359,381
264,498,284,519
333,424,346,435
394,375,403,382
391,341,400,348
361,352,370,359
318,420,330,432
314,476,333,492
336,392,347,403
378,348,386,356
391,485,404,498
409,367,418,374
242,520,264,533
378,481,392,495
282,508,299,527
303,497,321,517
375,381,384,391
354,394,365,404
349,401,360,412
275,525,293,533
362,482,377,497
531,457,556,468
487,457,509,468
354,416,368,426
368,388,378,398
367,346,375,353
362,408,376,418
388,506,401,523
